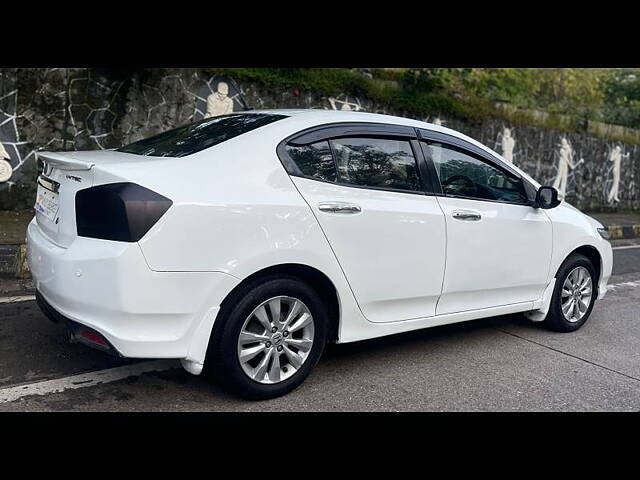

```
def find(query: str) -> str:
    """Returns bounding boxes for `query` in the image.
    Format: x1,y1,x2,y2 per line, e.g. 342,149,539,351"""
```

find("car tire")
204,276,328,400
543,253,597,332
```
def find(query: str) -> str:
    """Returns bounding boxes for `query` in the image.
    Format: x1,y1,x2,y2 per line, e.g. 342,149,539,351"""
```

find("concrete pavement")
0,242,639,411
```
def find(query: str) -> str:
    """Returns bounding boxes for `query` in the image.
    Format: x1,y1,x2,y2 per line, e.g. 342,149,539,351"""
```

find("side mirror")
535,186,561,209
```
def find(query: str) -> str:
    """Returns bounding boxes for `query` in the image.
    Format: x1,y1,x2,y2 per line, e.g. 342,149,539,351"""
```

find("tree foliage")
210,67,640,130
398,68,640,128
602,69,640,127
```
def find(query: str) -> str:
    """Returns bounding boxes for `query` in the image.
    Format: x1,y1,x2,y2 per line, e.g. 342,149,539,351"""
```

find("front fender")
545,203,613,298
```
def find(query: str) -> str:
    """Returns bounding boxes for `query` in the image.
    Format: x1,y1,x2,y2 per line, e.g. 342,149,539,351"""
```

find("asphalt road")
1,243,640,412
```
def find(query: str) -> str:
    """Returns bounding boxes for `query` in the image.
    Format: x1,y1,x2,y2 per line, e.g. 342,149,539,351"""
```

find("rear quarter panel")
131,128,334,277
109,123,372,342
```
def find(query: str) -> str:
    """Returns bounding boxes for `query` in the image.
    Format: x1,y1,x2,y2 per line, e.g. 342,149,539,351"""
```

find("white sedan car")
27,110,613,399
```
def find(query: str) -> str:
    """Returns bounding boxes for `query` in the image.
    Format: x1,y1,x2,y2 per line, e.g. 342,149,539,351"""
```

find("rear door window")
117,113,287,157
331,137,421,192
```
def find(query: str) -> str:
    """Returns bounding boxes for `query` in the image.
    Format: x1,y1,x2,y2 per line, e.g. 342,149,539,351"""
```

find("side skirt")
337,300,536,344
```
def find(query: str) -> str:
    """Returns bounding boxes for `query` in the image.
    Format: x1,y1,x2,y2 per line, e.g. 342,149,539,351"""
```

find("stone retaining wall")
1,68,638,211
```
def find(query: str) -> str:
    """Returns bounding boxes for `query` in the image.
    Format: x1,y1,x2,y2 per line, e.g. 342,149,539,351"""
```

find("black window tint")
286,141,337,182
331,138,421,192
117,113,287,158
426,142,527,203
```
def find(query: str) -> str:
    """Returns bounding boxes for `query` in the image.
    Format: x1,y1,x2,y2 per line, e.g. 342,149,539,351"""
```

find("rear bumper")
26,218,240,362
36,290,123,356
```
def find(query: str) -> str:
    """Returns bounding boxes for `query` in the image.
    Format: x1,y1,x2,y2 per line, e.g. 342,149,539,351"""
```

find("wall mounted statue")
500,127,516,164
552,137,583,199
194,76,247,121
205,81,234,118
0,142,11,182
328,96,362,112
0,84,19,184
606,145,630,204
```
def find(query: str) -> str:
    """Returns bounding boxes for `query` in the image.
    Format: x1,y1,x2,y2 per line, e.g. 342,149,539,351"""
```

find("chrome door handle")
318,202,362,214
452,210,481,221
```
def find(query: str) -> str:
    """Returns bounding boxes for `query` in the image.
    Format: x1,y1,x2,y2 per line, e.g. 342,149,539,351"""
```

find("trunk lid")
34,150,150,248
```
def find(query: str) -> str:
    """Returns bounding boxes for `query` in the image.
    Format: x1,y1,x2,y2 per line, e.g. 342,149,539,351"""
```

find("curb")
607,224,640,240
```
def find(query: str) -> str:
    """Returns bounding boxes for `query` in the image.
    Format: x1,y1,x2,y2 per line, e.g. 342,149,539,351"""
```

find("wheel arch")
216,263,341,344
558,245,602,285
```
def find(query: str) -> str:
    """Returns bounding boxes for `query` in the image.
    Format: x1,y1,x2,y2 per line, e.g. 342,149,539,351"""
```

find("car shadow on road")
37,312,544,409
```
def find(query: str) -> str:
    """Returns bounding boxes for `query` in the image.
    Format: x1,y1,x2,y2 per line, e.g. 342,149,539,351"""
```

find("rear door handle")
452,210,481,221
318,202,362,214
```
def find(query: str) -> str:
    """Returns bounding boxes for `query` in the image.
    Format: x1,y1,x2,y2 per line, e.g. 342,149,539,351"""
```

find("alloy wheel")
237,296,315,384
560,266,593,323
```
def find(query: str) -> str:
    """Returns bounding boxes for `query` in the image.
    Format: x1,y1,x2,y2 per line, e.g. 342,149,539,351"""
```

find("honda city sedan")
27,110,613,399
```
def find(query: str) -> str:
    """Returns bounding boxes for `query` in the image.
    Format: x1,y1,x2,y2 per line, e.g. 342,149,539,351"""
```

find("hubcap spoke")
269,351,281,382
577,296,589,311
253,305,272,331
268,298,282,326
284,337,313,352
239,331,270,344
568,270,577,287
282,300,302,330
253,348,273,381
289,312,312,333
282,345,304,369
239,344,266,364
562,298,574,316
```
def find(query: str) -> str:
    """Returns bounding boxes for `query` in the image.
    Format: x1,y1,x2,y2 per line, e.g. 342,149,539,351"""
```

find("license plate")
35,183,60,222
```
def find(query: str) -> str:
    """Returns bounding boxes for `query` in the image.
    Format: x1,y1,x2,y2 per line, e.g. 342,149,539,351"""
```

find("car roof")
254,108,495,154
256,108,452,131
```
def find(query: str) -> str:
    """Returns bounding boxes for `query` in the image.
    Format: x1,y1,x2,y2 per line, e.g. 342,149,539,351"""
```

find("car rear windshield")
117,113,287,157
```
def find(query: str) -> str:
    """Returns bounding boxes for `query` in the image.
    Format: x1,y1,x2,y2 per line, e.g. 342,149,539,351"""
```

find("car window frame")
417,128,537,207
277,122,437,197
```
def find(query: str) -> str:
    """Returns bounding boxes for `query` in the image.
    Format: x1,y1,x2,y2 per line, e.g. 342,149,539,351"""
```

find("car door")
418,130,552,315
279,124,446,323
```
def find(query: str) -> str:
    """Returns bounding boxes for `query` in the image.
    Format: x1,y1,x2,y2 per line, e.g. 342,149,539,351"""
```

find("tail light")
75,183,172,242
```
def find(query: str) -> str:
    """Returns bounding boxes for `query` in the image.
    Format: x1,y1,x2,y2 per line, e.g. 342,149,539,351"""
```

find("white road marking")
0,295,35,304
607,279,640,291
612,244,640,250
0,360,179,404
